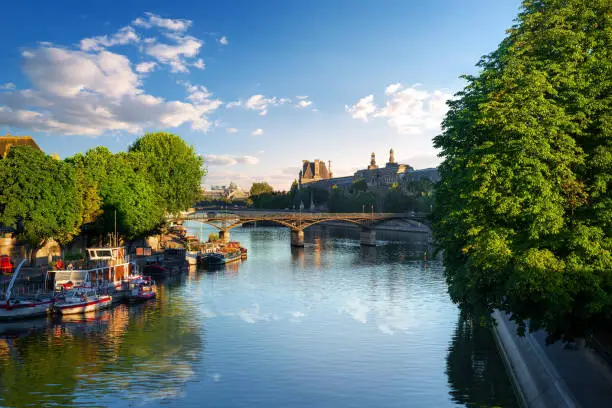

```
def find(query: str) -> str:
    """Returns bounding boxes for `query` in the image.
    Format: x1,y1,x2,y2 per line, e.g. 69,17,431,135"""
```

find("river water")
0,224,518,407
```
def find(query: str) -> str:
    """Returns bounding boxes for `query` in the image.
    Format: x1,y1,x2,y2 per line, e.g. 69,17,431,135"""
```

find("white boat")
54,287,112,315
0,260,56,321
53,247,136,292
186,250,199,265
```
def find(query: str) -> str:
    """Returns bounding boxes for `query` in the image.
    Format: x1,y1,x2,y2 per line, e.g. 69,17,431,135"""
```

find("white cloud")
80,26,140,52
135,61,157,73
219,36,229,45
245,94,277,116
226,100,241,108
22,47,140,99
385,83,402,95
0,46,222,136
144,33,203,73
226,127,238,133
345,94,376,122
251,128,263,136
133,12,192,32
0,83,16,91
193,58,205,69
346,84,452,134
296,99,312,108
295,95,308,100
204,154,259,167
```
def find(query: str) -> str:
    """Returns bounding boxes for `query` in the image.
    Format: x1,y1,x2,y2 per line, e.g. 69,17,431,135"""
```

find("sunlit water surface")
0,225,517,407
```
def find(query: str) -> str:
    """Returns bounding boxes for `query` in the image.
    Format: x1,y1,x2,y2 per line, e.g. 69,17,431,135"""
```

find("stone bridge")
169,210,430,247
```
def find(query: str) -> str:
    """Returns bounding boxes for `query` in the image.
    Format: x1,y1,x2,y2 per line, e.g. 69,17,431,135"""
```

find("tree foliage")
249,182,274,197
0,147,81,249
432,0,612,340
129,132,204,214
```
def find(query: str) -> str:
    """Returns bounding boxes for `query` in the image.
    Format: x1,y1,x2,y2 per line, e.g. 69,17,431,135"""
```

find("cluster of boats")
0,247,157,321
187,241,247,268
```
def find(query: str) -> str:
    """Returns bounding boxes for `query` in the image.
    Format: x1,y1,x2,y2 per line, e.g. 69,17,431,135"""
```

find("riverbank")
492,310,612,407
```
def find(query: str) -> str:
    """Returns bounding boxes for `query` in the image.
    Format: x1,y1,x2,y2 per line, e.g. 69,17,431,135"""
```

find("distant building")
297,148,439,191
354,149,413,190
0,133,41,158
299,159,332,184
202,182,249,200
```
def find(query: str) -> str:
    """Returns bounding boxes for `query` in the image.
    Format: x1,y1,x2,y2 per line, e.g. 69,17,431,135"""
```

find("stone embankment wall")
492,310,612,408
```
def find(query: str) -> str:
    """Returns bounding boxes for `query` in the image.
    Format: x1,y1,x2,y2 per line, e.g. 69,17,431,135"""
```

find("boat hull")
0,300,55,321
129,292,156,302
55,297,113,315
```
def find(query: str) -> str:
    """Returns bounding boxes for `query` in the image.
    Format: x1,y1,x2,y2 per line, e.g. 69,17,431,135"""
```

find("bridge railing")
171,211,429,222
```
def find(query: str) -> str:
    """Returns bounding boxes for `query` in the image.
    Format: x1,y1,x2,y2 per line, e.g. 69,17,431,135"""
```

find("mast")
5,259,28,300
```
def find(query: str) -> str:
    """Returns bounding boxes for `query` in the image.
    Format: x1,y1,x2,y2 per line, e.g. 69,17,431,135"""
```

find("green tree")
249,181,274,197
0,147,81,261
432,0,612,340
129,132,205,214
99,154,163,239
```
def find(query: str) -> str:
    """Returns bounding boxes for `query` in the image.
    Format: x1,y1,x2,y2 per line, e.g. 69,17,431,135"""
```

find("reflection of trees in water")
446,314,518,408
0,287,204,407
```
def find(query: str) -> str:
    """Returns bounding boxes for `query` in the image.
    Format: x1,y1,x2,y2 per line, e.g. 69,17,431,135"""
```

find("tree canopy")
129,132,204,214
0,146,81,249
249,182,274,197
432,0,612,340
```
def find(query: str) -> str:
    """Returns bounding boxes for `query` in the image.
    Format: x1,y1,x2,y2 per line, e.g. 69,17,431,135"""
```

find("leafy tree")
432,0,612,340
249,182,274,197
129,132,204,214
99,154,163,239
0,147,81,261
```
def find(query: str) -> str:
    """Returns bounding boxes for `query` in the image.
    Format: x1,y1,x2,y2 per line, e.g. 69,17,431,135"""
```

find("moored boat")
186,250,199,265
207,249,242,266
54,287,112,315
0,260,56,321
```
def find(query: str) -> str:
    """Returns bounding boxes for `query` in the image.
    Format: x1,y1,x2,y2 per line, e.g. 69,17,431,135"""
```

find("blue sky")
0,0,521,189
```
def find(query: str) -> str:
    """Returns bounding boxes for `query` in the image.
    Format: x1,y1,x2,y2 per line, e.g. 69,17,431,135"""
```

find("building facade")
202,182,249,200
298,148,439,191
299,159,333,184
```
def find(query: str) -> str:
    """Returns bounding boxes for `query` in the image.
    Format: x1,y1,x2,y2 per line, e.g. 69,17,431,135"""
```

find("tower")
368,152,378,170
389,148,396,164
328,160,332,178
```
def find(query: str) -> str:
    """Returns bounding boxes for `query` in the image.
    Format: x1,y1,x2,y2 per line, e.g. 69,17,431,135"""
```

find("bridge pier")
360,227,376,246
291,229,304,247
218,230,230,243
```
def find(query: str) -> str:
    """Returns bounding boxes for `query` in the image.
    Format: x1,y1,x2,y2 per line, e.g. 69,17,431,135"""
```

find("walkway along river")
0,224,518,407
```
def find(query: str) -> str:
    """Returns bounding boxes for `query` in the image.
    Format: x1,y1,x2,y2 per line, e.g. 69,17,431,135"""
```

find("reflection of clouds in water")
338,296,418,335
289,311,307,323
201,308,217,318
238,303,277,324
208,373,222,382
338,298,370,324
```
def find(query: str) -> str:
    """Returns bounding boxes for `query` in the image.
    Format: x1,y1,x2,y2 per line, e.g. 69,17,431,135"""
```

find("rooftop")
0,134,41,158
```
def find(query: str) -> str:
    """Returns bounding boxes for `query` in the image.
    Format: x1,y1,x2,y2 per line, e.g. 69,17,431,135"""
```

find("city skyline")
0,1,521,189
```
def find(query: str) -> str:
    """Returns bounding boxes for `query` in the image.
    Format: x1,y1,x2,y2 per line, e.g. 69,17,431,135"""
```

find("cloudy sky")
0,0,520,189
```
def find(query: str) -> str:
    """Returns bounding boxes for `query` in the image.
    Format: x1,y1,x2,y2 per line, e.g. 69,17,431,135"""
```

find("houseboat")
53,247,136,292
206,249,242,266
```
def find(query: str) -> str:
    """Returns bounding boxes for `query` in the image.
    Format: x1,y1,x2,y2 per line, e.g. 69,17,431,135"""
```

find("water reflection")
446,315,518,407
0,282,204,407
0,224,517,407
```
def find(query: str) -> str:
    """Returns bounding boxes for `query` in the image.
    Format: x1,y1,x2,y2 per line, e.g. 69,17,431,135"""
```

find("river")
0,224,518,407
